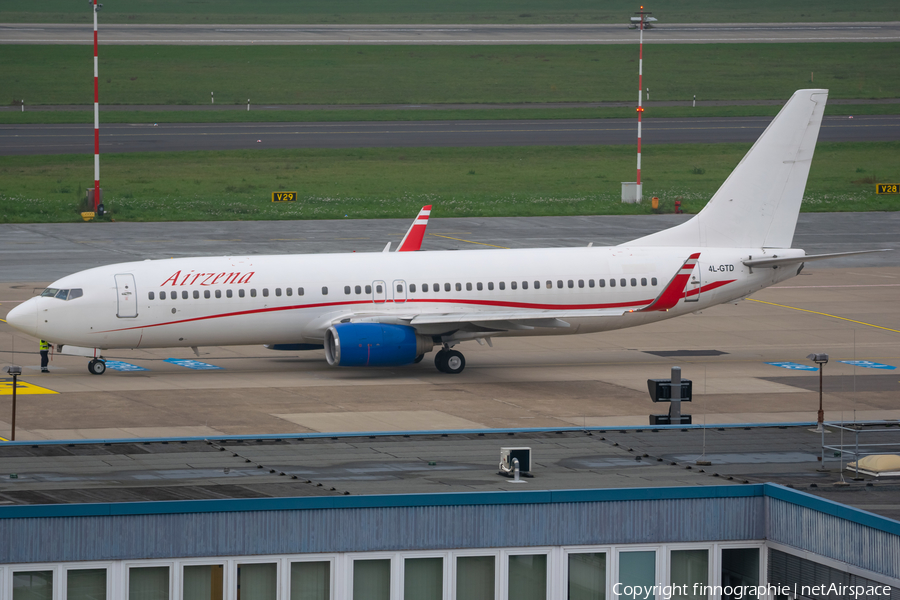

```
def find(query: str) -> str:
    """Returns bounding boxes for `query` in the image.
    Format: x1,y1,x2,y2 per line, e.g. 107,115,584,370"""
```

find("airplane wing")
397,205,432,252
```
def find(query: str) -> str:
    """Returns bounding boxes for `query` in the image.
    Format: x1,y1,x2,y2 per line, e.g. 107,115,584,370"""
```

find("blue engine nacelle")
324,323,433,367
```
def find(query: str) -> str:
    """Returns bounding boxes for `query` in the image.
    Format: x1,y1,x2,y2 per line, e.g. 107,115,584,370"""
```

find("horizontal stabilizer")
743,249,891,268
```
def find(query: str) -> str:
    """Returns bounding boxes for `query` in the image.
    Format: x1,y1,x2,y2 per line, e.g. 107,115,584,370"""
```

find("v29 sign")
272,191,298,202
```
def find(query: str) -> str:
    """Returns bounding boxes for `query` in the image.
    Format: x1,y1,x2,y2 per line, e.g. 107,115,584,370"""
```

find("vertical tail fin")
627,89,828,249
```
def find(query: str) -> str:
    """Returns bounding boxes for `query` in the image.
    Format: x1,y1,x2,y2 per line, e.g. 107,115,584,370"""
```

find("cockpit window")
40,288,83,301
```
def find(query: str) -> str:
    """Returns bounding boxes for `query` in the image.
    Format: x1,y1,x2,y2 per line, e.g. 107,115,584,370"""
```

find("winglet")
397,205,432,252
639,253,700,312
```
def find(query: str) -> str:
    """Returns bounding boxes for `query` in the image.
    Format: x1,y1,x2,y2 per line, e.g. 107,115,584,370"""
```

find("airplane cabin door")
373,280,387,303
685,265,701,302
115,273,139,318
392,280,407,303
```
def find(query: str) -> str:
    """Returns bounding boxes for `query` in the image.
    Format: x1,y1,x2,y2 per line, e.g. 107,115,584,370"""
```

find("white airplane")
5,89,883,375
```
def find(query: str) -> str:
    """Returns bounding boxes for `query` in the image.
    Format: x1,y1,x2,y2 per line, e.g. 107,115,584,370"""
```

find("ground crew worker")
39,339,50,373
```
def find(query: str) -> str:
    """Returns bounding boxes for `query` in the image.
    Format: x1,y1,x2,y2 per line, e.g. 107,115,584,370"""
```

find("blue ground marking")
839,360,896,370
104,360,149,372
164,358,223,370
766,362,819,371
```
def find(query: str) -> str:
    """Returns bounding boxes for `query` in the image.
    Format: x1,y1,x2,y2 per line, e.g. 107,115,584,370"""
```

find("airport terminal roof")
1,424,898,521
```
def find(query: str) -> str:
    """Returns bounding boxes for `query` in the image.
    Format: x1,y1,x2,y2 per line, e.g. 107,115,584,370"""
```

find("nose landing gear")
88,358,107,375
434,348,465,374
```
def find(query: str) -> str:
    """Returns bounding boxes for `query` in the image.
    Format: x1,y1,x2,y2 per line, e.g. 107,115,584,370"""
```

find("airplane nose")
5,298,39,337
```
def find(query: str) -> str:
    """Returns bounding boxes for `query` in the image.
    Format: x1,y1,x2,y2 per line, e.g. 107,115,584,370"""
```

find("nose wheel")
88,359,107,375
434,349,465,374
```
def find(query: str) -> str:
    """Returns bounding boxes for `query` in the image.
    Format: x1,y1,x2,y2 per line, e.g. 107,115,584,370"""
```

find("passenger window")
631,278,637,287
410,284,416,293
160,291,166,300
344,286,351,295
286,288,292,296
376,284,383,293
578,280,584,288
589,279,595,288
434,283,440,292
193,290,199,299
488,282,494,291
499,282,505,290
182,291,188,299
149,292,155,300
355,285,362,294
239,289,245,298
610,279,616,288
466,283,472,291
477,282,483,291
456,283,462,292
599,279,606,288
444,283,451,292
397,284,404,293
546,280,552,289
620,278,627,287
275,288,282,297
298,287,305,296
262,288,269,297
557,280,563,289
651,277,658,286
422,283,429,292
250,289,257,297
322,287,328,295
522,281,529,290
227,290,233,298
641,278,647,286
511,281,517,290
69,289,83,300
365,285,372,294
204,290,210,299
567,280,574,288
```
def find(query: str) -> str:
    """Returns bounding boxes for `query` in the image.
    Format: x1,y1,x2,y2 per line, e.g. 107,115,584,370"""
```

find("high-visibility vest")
39,340,50,351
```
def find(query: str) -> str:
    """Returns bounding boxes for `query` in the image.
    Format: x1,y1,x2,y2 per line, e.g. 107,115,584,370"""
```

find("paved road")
3,22,900,45
0,212,896,283
3,114,897,156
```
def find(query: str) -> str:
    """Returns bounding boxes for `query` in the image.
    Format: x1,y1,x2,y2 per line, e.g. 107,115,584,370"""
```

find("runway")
0,214,898,441
3,22,900,45
3,114,898,156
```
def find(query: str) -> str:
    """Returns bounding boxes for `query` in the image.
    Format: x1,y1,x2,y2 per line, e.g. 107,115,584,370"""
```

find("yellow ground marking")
428,234,510,249
0,379,59,395
0,436,7,441
749,299,900,333
0,318,6,323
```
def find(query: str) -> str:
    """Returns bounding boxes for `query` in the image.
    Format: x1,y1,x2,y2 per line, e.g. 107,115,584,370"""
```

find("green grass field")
1,143,895,223
4,43,899,108
2,0,896,24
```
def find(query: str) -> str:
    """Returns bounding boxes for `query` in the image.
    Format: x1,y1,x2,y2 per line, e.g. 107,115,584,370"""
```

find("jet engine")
324,323,433,367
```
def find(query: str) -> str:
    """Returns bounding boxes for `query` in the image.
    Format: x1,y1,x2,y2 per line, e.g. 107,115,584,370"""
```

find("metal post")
10,372,16,441
92,0,101,213
817,364,824,432
635,6,646,204
854,428,861,479
670,366,681,424
513,458,520,482
692,94,696,108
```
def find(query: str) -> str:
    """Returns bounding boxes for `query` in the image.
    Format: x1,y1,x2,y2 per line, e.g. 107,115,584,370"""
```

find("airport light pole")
807,353,829,432
91,0,102,214
634,6,650,204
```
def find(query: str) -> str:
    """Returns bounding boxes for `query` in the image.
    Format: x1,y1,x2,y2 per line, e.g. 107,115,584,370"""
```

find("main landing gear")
434,347,465,374
88,358,107,375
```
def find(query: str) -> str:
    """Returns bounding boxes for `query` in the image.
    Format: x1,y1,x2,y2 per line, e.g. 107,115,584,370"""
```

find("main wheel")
88,359,106,375
443,350,465,374
434,350,449,373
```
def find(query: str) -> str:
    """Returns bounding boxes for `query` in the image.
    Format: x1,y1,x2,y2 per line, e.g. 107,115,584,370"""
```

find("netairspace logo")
612,583,893,599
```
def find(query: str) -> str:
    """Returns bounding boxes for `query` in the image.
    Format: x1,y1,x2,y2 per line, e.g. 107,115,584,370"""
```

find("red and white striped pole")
636,6,647,204
92,0,100,213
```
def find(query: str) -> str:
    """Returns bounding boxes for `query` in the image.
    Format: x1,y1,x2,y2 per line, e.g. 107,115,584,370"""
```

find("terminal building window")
290,561,330,600
404,557,442,600
13,570,53,600
183,564,223,600
67,568,107,600
509,554,547,600
456,555,495,600
353,559,390,600
670,549,708,600
237,563,277,600
721,548,760,599
618,550,655,600
128,566,169,600
568,552,605,600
